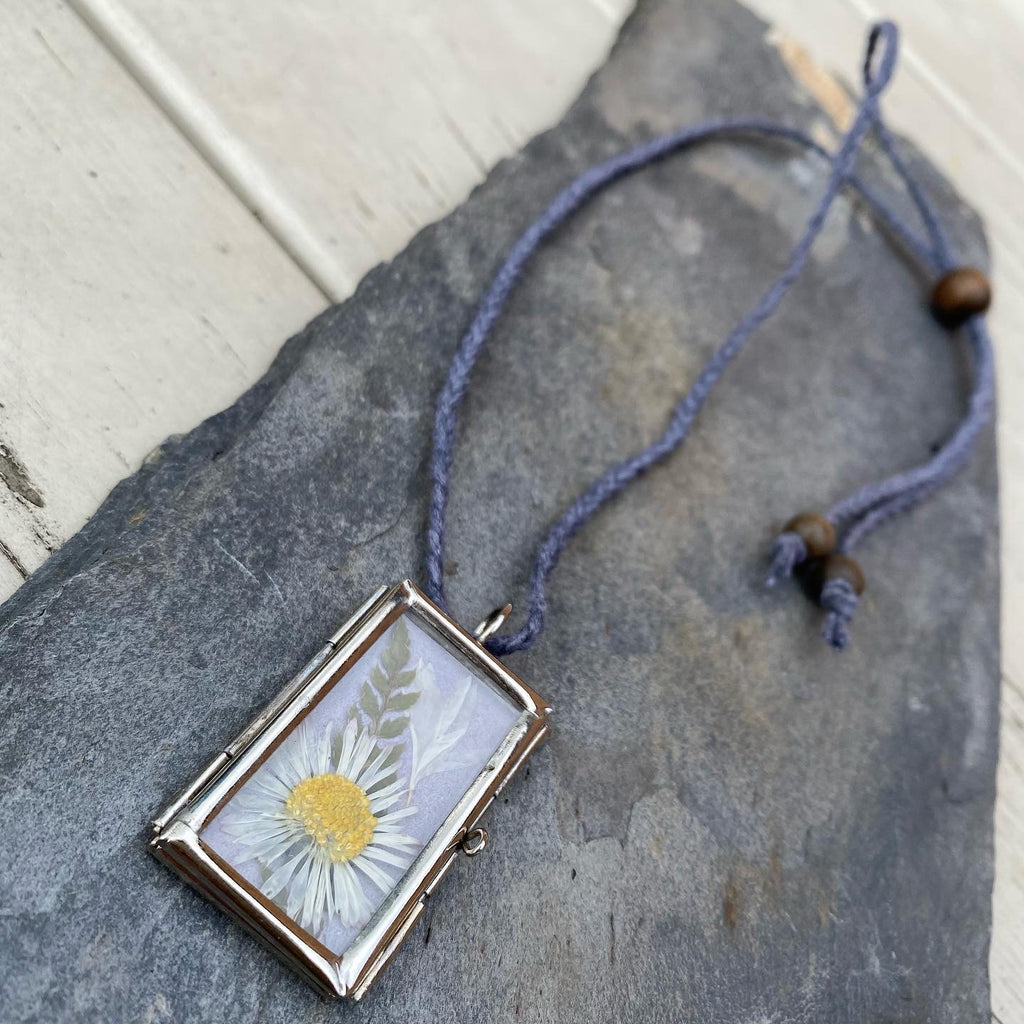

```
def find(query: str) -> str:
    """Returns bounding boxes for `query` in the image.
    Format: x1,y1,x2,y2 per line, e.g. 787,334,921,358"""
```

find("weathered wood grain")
0,0,630,598
107,0,633,298
0,3,325,585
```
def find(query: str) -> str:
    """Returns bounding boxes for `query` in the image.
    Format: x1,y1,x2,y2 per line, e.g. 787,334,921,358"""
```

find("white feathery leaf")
407,667,477,799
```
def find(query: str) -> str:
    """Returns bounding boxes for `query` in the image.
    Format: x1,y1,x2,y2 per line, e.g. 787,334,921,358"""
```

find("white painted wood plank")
0,2,324,586
0,0,633,600
858,0,1024,188
69,0,352,301
109,0,633,303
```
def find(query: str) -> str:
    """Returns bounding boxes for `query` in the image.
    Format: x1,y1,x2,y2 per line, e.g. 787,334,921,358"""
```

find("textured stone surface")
0,1,999,1021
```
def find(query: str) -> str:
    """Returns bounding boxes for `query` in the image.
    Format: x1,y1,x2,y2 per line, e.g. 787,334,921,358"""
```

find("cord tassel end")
820,576,860,651
765,531,808,587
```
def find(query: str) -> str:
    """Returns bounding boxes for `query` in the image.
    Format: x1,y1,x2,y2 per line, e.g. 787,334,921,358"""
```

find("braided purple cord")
425,120,914,611
813,320,994,652
426,23,989,655
767,56,995,644
820,115,991,534
758,33,993,647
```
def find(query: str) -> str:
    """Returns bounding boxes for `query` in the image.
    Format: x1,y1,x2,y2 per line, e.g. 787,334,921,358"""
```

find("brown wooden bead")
784,513,836,557
930,267,991,328
822,553,866,595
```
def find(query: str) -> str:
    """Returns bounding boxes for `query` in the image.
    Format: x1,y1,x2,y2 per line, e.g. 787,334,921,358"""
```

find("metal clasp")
473,602,512,645
460,826,488,857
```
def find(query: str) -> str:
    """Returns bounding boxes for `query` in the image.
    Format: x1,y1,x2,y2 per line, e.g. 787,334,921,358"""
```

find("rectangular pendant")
150,580,550,999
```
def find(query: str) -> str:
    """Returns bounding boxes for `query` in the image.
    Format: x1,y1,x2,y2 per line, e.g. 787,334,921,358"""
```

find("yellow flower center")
285,773,377,864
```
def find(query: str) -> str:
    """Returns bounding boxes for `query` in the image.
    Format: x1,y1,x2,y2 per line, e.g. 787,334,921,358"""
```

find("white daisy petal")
358,766,398,796
264,761,300,791
366,793,402,818
299,726,320,779
229,820,296,850
352,855,398,895
286,854,314,920
345,743,369,785
272,750,300,791
314,724,333,775
361,845,414,870
283,727,312,780
371,830,420,849
264,846,308,900
219,714,425,944
330,862,349,922
244,830,305,866
356,746,397,789
222,819,271,840
349,728,378,778
247,774,292,803
304,853,329,932
334,718,358,777
222,812,282,828
235,789,279,812
363,775,400,803
332,864,352,926
325,857,339,922
374,803,418,822
336,862,372,927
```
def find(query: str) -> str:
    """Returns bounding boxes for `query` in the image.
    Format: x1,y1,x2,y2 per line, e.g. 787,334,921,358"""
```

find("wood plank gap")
1003,671,1024,705
66,0,345,302
0,536,29,580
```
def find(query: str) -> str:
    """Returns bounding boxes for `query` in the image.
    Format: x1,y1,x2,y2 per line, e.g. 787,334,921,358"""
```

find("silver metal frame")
150,580,550,999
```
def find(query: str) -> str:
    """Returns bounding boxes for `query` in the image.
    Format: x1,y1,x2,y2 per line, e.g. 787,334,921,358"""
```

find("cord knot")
765,531,808,588
820,576,859,651
765,514,834,587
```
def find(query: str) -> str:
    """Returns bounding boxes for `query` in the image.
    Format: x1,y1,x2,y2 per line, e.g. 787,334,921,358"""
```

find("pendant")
150,580,550,999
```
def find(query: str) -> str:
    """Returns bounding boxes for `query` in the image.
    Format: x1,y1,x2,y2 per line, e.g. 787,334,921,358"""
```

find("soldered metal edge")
149,579,551,1000
153,822,342,996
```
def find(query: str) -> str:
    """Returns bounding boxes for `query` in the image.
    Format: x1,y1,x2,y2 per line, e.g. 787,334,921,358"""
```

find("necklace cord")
425,22,994,654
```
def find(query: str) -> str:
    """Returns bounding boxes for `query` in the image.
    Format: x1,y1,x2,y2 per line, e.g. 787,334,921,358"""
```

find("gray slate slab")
0,0,999,1021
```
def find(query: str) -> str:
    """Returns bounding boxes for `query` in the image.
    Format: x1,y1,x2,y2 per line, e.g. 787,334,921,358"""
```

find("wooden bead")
930,267,991,328
822,553,865,595
784,513,836,557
